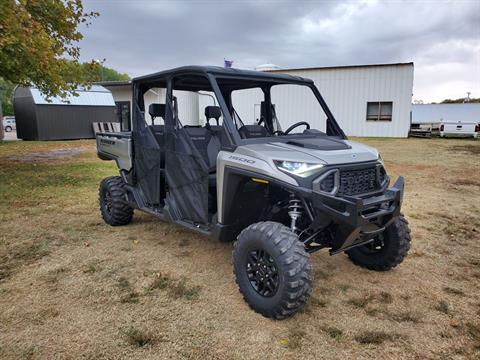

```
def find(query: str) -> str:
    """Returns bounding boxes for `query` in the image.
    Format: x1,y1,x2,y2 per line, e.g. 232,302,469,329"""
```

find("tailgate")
443,122,476,134
96,132,132,171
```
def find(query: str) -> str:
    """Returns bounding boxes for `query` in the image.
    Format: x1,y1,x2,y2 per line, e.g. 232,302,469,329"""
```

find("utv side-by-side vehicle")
96,66,411,319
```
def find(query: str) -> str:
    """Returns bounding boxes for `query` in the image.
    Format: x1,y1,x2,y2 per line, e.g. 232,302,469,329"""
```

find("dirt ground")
0,138,479,360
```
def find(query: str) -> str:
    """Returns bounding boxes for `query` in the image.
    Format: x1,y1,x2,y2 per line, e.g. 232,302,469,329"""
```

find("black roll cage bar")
131,66,347,147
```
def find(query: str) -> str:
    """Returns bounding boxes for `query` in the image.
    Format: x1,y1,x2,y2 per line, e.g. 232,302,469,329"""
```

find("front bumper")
309,176,404,254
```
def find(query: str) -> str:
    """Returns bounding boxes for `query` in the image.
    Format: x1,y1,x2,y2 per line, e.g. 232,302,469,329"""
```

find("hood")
237,138,379,166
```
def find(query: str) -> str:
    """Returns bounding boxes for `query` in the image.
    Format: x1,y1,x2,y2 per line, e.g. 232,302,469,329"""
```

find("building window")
366,101,393,121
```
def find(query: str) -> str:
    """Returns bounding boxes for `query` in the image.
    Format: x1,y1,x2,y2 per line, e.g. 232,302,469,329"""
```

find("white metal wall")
106,64,414,137
271,64,414,137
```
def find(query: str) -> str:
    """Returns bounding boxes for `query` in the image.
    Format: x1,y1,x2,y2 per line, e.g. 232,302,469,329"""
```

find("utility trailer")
96,66,411,319
409,123,441,138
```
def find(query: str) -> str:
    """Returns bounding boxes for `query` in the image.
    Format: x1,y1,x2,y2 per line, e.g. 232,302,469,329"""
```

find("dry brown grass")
354,330,399,345
0,138,479,359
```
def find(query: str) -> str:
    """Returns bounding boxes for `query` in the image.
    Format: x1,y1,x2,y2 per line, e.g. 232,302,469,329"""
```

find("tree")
441,97,480,104
80,63,130,82
0,0,99,99
0,77,15,116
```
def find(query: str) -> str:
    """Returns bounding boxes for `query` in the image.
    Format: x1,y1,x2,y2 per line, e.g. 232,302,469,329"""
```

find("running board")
329,237,375,255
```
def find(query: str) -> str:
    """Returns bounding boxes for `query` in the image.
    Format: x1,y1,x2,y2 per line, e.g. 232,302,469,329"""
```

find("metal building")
13,85,116,140
265,63,414,137
102,62,414,137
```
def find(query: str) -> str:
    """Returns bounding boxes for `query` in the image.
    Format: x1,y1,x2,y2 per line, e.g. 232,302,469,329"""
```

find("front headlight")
274,160,324,178
378,153,384,163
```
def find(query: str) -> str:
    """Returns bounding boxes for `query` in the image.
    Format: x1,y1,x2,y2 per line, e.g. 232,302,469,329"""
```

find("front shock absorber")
288,196,303,233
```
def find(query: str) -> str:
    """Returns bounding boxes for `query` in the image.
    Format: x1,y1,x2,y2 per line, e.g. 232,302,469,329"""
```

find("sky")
79,0,480,103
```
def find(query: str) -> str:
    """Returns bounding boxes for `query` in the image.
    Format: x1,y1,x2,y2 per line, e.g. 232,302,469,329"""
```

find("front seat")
204,106,224,187
148,103,166,146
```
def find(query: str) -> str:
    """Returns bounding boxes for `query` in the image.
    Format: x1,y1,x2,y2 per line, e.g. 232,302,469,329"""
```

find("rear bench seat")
148,103,223,185
183,106,224,185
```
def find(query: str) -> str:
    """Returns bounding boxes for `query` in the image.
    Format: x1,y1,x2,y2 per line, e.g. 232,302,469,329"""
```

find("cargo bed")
96,132,132,170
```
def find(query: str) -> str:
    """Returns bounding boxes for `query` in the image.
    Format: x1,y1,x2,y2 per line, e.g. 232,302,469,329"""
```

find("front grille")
314,164,387,197
338,167,378,196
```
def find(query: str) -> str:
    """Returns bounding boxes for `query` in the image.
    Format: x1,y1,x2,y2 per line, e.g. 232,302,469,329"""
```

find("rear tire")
346,214,411,271
233,221,312,319
99,176,133,226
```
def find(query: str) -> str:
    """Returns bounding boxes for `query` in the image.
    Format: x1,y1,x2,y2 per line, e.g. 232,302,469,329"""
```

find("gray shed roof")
30,85,115,106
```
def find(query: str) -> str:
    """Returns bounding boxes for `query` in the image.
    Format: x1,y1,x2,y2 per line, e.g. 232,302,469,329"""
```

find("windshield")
229,83,331,140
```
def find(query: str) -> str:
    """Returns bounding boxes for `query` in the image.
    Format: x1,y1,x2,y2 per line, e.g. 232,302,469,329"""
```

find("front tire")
346,214,411,271
233,221,312,319
99,176,133,226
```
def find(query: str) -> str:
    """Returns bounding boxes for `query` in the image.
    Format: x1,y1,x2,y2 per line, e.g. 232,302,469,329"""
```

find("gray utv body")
97,66,403,254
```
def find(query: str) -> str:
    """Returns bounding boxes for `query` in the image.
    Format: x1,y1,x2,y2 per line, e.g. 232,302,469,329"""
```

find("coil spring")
288,197,303,232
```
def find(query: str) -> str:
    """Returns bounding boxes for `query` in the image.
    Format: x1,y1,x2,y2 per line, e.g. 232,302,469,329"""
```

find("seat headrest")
205,106,221,121
148,103,166,119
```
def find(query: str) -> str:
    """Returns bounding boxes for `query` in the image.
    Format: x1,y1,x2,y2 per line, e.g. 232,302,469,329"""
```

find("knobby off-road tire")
233,221,313,319
99,176,133,226
346,214,411,271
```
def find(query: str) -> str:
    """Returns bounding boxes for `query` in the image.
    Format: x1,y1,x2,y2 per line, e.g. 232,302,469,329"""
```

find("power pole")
95,58,106,81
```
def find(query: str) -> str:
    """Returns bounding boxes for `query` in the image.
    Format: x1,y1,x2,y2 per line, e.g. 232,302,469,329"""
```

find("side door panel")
164,84,209,225
132,102,162,206
164,127,209,224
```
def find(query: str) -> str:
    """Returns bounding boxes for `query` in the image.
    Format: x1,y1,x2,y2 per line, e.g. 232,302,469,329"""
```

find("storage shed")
13,85,116,140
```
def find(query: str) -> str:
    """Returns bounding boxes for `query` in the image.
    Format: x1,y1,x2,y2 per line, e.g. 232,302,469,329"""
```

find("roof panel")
30,85,115,106
132,65,313,85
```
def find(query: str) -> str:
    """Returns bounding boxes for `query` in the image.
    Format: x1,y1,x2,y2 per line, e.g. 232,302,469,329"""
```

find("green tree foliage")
440,98,480,104
81,63,130,82
0,0,99,99
0,78,15,115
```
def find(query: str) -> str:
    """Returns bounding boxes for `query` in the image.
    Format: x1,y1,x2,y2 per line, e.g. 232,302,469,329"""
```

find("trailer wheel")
233,221,312,319
346,214,411,271
99,176,133,226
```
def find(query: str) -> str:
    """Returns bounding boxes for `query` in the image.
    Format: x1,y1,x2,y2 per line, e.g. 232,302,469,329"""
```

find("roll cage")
131,66,347,146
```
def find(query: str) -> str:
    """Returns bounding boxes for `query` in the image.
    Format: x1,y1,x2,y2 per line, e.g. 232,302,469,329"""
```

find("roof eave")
266,62,415,73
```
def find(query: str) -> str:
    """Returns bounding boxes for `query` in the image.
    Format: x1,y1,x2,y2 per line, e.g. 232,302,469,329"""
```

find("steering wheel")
284,121,310,134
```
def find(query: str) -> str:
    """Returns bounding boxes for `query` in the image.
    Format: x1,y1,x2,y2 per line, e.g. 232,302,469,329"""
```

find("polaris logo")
229,155,255,164
100,139,115,145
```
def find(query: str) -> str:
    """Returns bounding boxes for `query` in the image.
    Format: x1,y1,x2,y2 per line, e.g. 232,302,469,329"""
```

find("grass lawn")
0,138,479,359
